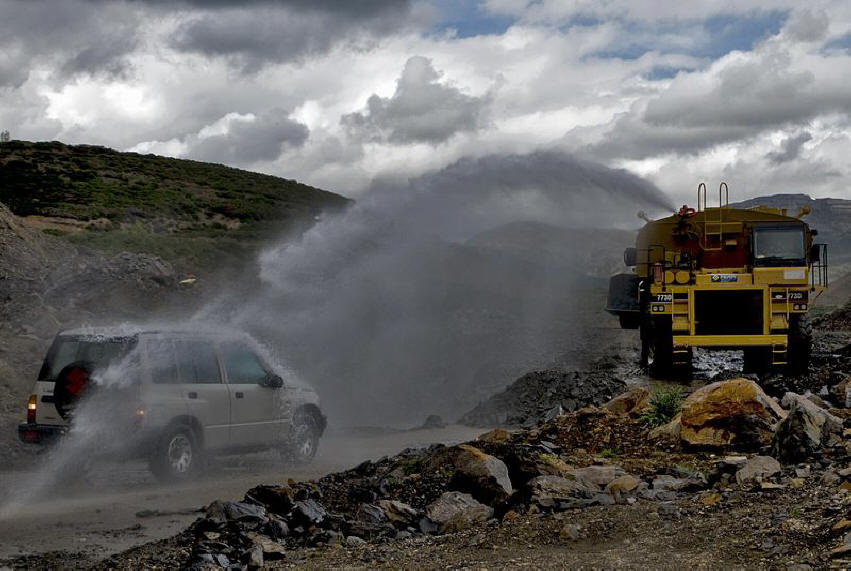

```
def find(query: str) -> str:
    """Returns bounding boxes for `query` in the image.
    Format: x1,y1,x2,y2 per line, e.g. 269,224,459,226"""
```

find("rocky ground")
458,361,634,427
2,309,845,569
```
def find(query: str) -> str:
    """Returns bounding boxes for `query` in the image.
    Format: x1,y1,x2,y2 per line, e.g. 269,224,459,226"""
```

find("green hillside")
0,140,349,272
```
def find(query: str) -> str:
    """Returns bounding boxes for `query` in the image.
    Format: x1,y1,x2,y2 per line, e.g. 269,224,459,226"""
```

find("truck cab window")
752,225,805,266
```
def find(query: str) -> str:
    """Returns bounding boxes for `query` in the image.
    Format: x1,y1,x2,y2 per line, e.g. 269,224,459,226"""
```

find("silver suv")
18,327,326,481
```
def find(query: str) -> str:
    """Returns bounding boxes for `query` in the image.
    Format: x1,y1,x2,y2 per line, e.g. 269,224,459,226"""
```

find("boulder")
443,445,513,505
605,474,641,494
677,378,785,449
603,387,651,416
524,475,593,508
804,392,831,410
735,456,781,485
377,500,420,527
424,492,493,534
772,393,843,463
291,499,326,526
476,428,512,444
831,377,851,408
651,475,701,492
356,503,387,525
567,465,626,490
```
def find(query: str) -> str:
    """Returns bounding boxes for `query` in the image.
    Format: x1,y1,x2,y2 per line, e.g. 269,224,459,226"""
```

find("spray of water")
200,150,673,426
0,150,672,515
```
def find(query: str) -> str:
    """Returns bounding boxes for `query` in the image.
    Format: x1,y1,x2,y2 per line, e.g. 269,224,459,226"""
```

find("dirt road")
0,425,483,562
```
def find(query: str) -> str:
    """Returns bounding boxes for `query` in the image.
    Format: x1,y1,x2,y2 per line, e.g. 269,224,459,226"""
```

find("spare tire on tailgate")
54,361,95,419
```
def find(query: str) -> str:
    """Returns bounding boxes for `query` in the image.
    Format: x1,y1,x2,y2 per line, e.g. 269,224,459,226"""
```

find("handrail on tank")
697,182,706,212
719,182,729,208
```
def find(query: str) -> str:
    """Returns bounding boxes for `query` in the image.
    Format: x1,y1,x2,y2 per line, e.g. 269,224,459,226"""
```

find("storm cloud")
185,109,309,165
170,2,412,71
0,0,142,87
767,131,812,164
343,56,489,145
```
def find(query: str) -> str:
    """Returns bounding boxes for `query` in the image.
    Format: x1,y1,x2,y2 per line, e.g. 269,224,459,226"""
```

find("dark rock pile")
815,301,851,331
458,368,626,427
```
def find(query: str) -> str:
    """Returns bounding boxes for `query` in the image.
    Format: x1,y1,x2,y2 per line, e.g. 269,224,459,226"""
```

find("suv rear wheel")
149,425,199,482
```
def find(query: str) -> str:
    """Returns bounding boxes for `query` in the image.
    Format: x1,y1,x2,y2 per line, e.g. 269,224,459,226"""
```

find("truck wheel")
742,348,769,374
282,412,320,465
644,318,673,378
786,315,812,376
149,425,199,482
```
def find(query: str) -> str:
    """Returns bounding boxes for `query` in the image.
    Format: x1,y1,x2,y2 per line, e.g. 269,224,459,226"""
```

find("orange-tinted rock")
678,378,785,449
603,387,651,416
476,428,512,444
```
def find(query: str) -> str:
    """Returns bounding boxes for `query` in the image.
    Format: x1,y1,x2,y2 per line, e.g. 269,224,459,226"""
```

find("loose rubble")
459,368,627,427
88,350,851,569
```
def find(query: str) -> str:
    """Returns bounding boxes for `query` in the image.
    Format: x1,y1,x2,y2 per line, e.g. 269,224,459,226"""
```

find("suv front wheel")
149,425,199,482
282,412,320,465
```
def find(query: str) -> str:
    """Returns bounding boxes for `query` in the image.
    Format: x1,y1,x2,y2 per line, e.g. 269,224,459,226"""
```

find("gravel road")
0,425,483,562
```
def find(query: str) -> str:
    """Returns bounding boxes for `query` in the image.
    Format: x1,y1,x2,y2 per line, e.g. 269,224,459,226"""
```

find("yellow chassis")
649,267,822,357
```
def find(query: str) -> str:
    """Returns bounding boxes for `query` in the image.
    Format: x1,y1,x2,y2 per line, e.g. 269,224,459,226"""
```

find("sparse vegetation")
639,386,685,427
0,140,350,273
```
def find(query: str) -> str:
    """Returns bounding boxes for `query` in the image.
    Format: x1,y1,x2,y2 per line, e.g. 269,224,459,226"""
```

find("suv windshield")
38,335,138,381
752,225,805,267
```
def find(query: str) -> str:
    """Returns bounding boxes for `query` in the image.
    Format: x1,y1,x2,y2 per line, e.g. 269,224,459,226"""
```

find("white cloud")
2,0,851,204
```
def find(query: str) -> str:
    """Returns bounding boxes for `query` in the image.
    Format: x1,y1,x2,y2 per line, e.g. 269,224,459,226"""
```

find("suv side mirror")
624,247,637,267
262,373,284,388
810,244,821,263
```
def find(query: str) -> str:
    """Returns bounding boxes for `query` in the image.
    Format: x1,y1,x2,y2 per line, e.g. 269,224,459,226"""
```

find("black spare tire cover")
54,361,95,419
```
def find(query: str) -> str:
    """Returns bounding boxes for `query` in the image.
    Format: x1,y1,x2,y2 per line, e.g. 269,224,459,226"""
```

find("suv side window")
222,345,268,384
175,340,221,384
146,339,179,384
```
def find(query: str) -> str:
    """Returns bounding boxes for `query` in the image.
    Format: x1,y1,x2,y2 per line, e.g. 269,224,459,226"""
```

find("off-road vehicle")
607,183,827,376
18,327,326,481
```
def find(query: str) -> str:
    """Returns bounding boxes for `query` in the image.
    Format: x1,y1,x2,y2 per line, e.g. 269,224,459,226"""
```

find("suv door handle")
235,392,244,399
187,392,198,399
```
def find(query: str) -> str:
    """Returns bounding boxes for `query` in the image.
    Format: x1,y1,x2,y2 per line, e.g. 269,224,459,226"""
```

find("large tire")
149,425,199,482
786,314,812,376
742,347,770,375
282,411,320,466
642,317,673,378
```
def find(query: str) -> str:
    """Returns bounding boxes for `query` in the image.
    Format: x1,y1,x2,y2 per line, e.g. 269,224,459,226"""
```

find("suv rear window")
38,336,137,382
147,339,180,384
175,340,221,384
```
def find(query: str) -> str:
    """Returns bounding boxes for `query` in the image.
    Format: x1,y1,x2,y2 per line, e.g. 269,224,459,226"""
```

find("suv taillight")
27,394,37,424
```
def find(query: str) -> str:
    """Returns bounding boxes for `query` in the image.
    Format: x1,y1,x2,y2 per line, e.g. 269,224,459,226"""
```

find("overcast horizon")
2,1,851,208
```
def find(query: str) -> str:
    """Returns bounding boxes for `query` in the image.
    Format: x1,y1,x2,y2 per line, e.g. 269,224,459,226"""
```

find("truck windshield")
752,226,805,266
37,336,137,381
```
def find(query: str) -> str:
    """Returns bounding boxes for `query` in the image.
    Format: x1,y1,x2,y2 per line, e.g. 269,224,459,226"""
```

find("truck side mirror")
624,247,637,267
809,244,821,263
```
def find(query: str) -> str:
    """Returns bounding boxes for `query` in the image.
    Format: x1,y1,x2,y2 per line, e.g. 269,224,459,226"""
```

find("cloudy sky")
2,0,851,206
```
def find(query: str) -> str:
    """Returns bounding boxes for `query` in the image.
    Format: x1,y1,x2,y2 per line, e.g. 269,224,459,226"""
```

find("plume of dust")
199,150,673,428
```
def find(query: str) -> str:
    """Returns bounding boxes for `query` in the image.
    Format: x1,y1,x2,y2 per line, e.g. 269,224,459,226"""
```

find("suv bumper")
18,423,67,445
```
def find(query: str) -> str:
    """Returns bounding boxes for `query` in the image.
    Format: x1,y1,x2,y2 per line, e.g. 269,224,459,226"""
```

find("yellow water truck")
607,183,828,376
